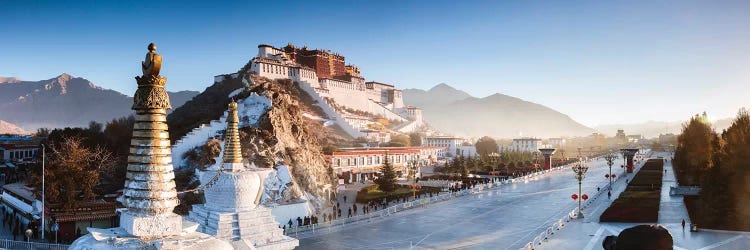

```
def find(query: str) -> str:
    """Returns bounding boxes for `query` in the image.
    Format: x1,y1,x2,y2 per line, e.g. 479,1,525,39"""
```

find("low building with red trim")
326,146,443,183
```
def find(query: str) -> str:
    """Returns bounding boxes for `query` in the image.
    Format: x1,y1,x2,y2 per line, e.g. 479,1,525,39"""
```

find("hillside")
402,84,594,138
0,73,198,130
0,120,27,135
167,72,338,211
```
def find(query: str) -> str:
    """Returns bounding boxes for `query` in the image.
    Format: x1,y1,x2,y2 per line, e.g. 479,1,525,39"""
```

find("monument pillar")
538,148,556,170
120,43,182,237
621,148,638,173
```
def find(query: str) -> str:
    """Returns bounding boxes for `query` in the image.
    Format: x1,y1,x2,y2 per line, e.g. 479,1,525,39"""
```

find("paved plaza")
299,151,750,249
300,155,630,249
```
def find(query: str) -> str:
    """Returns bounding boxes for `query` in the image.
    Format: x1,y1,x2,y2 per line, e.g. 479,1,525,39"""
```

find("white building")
548,138,566,148
458,145,477,157
506,138,544,152
0,136,40,162
242,43,425,137
422,136,466,158
328,146,443,183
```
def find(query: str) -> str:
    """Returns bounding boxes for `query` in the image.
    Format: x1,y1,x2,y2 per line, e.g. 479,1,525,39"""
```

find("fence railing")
285,165,570,238
0,239,69,250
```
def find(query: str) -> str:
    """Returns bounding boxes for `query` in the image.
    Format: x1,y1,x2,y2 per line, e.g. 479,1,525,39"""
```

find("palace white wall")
258,45,285,58
296,81,364,138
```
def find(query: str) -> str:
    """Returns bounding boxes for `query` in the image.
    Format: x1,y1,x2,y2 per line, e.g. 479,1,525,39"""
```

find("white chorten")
187,100,299,249
69,43,232,250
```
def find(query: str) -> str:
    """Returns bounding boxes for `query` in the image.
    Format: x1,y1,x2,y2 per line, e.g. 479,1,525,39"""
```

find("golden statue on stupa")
142,43,162,76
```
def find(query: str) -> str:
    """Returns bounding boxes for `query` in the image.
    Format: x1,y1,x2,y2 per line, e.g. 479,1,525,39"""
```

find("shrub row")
600,159,664,222
355,184,443,204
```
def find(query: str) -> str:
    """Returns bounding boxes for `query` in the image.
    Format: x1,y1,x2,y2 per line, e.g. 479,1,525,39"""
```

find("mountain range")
0,120,27,135
402,83,595,138
594,118,735,138
0,74,199,131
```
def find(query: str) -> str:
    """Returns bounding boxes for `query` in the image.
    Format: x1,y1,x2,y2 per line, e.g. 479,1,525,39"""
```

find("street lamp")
41,144,45,241
571,158,589,218
603,152,617,191
25,228,32,242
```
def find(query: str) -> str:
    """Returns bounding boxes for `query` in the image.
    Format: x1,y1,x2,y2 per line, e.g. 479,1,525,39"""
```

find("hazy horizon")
2,0,749,127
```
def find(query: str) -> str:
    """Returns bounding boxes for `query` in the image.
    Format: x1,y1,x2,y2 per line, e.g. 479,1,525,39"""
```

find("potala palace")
217,43,426,140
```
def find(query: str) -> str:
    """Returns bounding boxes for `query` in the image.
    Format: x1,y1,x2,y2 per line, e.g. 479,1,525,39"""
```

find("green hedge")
600,159,664,222
355,184,442,204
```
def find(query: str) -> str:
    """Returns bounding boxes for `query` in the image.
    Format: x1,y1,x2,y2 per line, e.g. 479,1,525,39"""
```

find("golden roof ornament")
142,43,162,76
133,42,170,110
223,100,243,165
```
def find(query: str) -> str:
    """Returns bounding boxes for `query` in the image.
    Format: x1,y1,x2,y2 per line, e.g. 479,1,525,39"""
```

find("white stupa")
187,100,299,249
69,44,232,250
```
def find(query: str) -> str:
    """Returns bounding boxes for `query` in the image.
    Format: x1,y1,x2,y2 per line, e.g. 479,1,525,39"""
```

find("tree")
674,113,717,185
35,128,50,138
87,121,103,133
475,136,499,158
375,153,397,193
712,109,750,227
408,133,422,146
27,136,115,209
183,138,222,170
460,161,469,179
386,134,411,147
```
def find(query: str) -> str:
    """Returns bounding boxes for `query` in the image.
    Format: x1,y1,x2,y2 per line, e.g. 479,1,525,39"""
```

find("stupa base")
120,210,183,237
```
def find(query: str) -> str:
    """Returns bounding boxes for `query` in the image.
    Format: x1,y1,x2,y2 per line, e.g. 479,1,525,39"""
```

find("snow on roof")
3,182,36,201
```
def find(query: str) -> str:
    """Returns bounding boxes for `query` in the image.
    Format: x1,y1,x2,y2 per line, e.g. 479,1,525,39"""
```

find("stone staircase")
188,205,298,249
172,93,272,168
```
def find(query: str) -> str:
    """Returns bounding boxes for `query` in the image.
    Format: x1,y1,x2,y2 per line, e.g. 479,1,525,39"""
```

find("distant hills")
402,83,595,138
595,118,735,138
0,73,199,131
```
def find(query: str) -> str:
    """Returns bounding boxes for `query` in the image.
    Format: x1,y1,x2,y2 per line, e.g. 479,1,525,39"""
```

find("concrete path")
659,155,691,224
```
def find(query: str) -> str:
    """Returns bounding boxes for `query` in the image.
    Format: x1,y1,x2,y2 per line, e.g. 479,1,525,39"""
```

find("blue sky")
2,0,749,126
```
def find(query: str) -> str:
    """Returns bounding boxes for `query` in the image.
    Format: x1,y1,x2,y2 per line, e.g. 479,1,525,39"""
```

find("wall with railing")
0,239,69,250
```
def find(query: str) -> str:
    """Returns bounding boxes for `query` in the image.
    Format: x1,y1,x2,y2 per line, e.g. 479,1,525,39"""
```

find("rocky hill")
0,73,198,130
0,120,27,135
168,72,338,211
402,83,595,138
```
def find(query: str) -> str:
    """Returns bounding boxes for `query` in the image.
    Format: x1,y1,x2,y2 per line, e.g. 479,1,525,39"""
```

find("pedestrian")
665,169,667,174
597,187,600,192
344,195,347,203
337,208,341,217
682,219,686,230
607,191,611,199
348,208,352,218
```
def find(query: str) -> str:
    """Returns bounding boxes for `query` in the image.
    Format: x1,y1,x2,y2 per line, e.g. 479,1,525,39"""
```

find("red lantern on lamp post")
411,184,421,199
582,194,589,201
605,174,610,178
571,194,578,200
611,174,616,179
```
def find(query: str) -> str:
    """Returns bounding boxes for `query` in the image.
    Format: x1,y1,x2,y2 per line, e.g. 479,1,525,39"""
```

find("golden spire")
223,100,243,165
